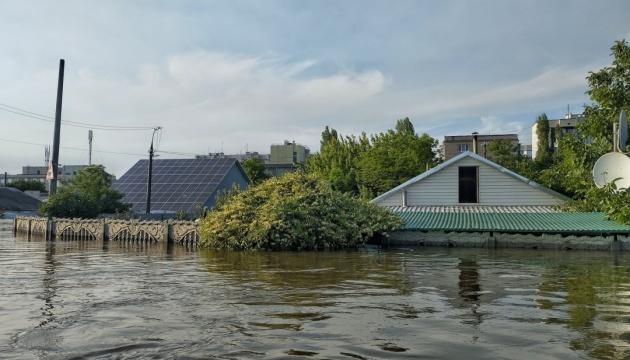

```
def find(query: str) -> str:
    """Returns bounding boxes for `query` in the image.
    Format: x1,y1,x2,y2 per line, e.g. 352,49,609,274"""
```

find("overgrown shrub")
198,172,401,250
39,165,129,218
8,179,46,192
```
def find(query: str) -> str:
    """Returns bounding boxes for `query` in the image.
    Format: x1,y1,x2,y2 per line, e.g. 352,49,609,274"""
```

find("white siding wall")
531,122,539,159
376,190,403,206
377,157,564,206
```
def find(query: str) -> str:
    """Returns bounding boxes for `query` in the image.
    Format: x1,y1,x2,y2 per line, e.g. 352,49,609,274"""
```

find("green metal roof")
393,210,630,234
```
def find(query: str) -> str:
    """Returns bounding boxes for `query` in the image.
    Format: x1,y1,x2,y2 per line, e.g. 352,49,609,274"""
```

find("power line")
0,136,195,158
156,150,197,156
0,102,157,131
0,137,145,157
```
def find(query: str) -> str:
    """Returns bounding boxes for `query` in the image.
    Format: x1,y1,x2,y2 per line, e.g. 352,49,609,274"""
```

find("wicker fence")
14,216,200,245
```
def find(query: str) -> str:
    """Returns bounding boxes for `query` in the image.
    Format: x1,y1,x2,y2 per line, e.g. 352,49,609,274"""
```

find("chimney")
472,132,479,154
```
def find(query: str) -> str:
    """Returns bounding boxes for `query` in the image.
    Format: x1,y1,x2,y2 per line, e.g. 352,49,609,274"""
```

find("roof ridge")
371,152,568,203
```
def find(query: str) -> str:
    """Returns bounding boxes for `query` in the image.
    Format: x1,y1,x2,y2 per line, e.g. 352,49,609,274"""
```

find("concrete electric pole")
145,126,161,214
49,59,65,195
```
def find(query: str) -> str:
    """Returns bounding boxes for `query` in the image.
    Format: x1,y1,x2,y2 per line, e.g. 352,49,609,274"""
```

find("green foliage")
581,40,630,145
240,157,268,184
535,113,552,164
356,118,438,198
7,179,46,192
213,184,243,209
306,118,438,198
485,139,536,179
306,126,369,194
198,172,401,250
39,165,129,218
564,184,630,225
530,39,630,224
39,189,100,218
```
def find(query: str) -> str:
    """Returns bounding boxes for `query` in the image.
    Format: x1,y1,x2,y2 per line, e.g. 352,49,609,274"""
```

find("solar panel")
113,157,244,213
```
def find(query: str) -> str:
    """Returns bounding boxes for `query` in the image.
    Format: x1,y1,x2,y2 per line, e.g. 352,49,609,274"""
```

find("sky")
0,0,629,176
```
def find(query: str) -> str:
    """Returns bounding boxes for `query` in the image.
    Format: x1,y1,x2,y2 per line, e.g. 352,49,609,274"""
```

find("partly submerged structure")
113,158,249,214
0,187,41,218
372,151,630,250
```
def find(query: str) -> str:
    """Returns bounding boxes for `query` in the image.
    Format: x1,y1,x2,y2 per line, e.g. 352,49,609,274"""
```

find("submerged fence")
14,216,200,245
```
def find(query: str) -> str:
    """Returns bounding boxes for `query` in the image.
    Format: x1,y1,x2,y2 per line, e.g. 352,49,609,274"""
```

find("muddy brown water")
1,220,629,359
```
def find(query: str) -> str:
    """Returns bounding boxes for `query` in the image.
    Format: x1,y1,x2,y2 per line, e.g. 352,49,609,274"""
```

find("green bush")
39,165,129,218
39,189,100,218
198,172,401,250
8,179,46,192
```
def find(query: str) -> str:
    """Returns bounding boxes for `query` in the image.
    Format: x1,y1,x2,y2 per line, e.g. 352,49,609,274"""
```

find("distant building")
195,152,270,162
113,158,249,214
443,134,519,160
520,144,532,158
269,140,309,164
265,140,310,176
531,112,585,159
1,164,90,188
195,141,310,177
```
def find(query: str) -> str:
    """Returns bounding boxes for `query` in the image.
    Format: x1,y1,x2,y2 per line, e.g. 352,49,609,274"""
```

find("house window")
458,166,478,203
458,144,469,153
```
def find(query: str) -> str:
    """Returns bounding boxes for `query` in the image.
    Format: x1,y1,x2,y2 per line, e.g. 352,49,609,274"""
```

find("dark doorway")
459,166,478,203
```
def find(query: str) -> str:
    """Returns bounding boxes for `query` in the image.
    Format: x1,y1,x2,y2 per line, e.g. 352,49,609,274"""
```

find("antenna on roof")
44,145,50,166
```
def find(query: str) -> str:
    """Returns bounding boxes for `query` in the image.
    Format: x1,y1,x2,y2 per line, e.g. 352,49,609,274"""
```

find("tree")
355,118,438,198
306,126,370,194
485,139,536,179
198,172,400,250
307,119,439,198
581,39,630,147
39,189,100,218
534,39,630,222
39,165,129,218
7,179,46,192
535,113,551,164
240,157,268,184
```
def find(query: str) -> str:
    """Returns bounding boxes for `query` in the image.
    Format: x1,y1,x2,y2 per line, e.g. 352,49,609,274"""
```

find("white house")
371,151,630,249
371,151,568,207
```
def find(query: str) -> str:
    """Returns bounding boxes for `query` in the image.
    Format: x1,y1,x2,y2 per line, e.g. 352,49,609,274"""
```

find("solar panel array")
113,158,238,213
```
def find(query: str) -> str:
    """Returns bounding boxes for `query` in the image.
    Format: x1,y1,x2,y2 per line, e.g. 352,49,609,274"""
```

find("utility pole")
49,59,65,195
88,130,93,165
145,127,161,214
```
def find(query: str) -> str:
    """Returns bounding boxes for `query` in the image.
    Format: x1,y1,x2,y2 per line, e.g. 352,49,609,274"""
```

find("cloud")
8,51,385,174
478,116,524,135
400,65,593,121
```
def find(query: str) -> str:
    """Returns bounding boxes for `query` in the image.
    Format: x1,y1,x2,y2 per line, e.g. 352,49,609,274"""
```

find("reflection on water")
1,220,630,359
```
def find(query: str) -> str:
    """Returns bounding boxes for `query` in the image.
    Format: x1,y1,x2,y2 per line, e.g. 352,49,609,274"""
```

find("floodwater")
1,221,630,359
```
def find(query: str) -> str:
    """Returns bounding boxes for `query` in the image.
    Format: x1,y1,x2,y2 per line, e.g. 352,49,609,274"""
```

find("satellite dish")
619,110,628,151
592,152,630,189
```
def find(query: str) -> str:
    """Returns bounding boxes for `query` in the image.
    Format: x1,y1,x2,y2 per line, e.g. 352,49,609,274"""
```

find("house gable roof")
0,187,41,211
371,151,569,203
113,157,249,213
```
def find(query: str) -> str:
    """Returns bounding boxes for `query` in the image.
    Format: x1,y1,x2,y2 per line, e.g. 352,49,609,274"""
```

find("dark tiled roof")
0,187,41,211
113,158,243,213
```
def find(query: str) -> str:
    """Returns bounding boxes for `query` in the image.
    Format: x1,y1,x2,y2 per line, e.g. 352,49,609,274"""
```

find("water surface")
1,220,629,359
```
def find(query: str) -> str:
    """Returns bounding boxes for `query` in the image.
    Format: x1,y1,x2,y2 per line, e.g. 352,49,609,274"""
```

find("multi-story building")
195,152,270,162
195,141,310,177
266,141,310,176
269,141,310,164
443,134,520,160
2,164,90,188
531,112,584,159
